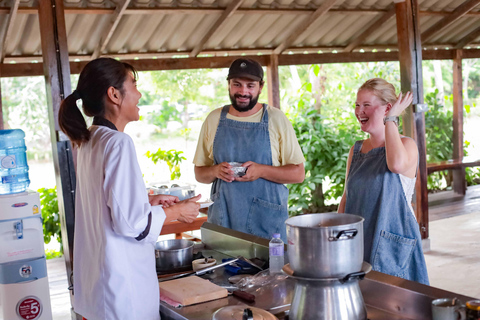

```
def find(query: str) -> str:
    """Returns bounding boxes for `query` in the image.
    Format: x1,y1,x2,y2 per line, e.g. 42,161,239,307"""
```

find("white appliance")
0,191,53,320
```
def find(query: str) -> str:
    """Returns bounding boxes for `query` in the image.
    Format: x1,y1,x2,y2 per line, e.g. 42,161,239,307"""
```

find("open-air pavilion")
1,0,480,318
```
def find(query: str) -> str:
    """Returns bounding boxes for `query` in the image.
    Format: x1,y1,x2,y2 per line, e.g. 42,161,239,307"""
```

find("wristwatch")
383,116,399,127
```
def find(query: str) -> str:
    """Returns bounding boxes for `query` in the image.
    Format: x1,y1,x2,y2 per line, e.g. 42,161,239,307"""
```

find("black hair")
58,58,137,147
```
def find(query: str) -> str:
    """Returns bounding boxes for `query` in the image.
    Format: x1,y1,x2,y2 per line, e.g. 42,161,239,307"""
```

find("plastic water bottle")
269,233,285,274
0,129,30,195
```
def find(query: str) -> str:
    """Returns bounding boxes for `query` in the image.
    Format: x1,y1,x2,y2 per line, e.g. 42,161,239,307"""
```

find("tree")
1,76,51,159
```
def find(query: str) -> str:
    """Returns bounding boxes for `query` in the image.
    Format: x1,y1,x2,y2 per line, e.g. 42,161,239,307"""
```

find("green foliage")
141,100,181,130
466,167,480,186
287,109,361,215
45,249,63,260
38,187,63,253
145,148,186,180
423,90,480,190
1,77,51,160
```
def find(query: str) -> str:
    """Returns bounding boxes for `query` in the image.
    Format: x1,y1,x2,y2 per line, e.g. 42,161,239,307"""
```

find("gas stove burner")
156,265,192,276
285,262,372,320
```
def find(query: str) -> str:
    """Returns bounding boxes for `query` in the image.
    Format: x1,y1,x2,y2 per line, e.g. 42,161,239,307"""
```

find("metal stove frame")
159,223,475,320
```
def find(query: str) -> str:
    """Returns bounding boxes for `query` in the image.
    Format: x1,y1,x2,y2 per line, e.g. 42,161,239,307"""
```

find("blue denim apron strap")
208,104,289,242
345,142,429,285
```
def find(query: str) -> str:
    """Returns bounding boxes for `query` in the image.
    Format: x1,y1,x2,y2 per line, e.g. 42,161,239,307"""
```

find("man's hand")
148,194,179,207
214,162,235,182
235,161,263,182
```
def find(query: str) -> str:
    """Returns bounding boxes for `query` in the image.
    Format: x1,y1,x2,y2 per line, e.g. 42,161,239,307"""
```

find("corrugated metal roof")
1,0,480,63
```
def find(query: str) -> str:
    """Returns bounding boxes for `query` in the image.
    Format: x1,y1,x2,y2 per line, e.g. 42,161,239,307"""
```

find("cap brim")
227,73,262,82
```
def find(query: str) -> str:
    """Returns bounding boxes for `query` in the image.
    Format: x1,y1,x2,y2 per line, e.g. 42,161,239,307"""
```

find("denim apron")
345,140,429,285
208,104,289,242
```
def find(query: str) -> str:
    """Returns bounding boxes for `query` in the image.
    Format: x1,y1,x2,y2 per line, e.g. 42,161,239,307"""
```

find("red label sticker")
12,202,28,208
16,296,43,320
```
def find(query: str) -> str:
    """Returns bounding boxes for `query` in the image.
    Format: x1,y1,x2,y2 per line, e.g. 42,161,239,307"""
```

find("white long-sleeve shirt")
73,126,165,320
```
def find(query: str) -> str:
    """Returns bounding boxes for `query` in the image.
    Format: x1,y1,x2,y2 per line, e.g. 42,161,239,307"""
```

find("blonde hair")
358,78,397,105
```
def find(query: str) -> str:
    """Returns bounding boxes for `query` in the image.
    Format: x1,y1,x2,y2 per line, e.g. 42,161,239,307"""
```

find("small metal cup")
431,298,466,320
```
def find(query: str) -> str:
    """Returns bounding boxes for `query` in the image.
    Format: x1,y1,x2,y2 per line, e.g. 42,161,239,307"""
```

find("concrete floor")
46,209,480,319
424,210,480,299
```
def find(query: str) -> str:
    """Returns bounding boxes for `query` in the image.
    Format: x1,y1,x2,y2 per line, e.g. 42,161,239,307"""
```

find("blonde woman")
338,78,429,285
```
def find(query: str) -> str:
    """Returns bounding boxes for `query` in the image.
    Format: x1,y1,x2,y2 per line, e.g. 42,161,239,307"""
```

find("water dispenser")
0,129,52,320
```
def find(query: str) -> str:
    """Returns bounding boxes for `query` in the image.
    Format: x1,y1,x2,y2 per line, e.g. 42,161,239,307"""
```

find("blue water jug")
0,129,30,195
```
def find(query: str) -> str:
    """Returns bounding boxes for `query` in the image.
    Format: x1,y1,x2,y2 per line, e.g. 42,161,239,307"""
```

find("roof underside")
1,0,480,64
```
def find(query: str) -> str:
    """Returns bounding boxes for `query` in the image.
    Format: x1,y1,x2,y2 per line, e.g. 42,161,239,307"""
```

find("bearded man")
193,58,305,241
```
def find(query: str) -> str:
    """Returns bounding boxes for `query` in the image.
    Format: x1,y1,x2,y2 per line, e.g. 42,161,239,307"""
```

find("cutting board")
158,275,228,306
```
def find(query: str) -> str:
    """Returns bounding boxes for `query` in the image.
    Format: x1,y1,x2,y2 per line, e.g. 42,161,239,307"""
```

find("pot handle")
340,271,366,284
328,229,358,241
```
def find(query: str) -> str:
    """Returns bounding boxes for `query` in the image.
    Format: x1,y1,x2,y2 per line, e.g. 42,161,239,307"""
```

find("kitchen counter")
159,223,476,320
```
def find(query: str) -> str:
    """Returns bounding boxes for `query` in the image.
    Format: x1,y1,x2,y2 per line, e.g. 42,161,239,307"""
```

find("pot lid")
212,306,278,320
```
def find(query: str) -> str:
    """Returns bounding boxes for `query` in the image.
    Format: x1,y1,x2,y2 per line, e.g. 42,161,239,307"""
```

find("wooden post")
267,54,281,109
396,0,429,240
38,0,77,309
452,49,466,195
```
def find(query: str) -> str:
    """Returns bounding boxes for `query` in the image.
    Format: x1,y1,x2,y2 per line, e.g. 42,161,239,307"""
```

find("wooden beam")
6,6,480,17
396,0,429,240
422,0,480,43
38,0,76,307
91,0,131,59
452,49,466,195
343,5,396,53
273,0,337,55
454,25,480,49
5,48,480,77
267,54,280,109
189,0,245,57
0,0,20,63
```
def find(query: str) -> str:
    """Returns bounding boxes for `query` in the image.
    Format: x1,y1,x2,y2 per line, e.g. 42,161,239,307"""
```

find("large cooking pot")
285,213,364,278
155,239,194,272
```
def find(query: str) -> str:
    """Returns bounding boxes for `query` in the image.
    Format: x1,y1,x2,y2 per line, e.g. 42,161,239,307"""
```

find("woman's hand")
149,194,179,207
387,91,413,117
164,194,201,223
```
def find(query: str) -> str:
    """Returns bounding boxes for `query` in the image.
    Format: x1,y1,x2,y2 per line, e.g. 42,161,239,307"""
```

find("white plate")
199,201,214,209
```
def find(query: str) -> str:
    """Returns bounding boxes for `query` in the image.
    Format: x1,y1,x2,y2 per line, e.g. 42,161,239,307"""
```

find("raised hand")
387,91,413,117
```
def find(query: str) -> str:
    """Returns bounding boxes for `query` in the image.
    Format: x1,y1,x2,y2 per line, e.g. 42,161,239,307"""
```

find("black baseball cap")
227,58,264,82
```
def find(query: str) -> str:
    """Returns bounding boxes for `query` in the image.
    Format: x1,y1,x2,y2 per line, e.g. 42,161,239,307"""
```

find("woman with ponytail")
59,58,201,320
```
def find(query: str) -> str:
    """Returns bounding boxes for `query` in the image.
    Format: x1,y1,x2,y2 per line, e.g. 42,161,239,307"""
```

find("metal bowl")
155,239,194,272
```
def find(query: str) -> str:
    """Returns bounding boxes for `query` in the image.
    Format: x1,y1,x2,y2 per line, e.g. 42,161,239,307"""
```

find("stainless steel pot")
285,213,364,278
155,239,194,272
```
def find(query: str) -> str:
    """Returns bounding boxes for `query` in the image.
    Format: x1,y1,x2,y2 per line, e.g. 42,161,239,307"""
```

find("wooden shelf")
160,214,208,239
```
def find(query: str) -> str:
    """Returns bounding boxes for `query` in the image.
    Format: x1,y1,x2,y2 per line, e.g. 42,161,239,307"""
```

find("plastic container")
269,233,284,274
0,129,30,195
148,181,195,201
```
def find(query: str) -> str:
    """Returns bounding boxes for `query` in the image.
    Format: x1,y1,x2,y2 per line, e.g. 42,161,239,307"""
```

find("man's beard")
229,92,260,112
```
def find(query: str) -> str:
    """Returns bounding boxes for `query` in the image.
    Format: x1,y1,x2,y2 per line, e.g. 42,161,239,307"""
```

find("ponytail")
59,91,90,148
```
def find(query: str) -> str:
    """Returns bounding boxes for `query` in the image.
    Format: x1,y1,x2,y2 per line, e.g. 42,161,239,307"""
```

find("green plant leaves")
38,187,62,254
145,148,186,180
